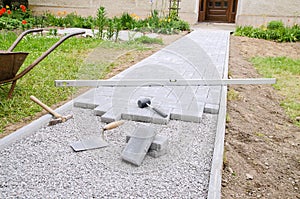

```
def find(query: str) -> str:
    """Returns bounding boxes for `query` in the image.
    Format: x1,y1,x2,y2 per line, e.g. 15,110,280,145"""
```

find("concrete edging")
0,99,74,151
207,86,227,199
207,31,230,199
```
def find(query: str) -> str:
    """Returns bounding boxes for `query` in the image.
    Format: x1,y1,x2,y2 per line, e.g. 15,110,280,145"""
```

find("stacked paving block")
126,134,169,158
121,125,156,166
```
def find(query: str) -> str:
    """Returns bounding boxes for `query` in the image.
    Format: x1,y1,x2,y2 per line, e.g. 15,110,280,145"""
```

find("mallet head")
137,98,151,108
48,114,73,126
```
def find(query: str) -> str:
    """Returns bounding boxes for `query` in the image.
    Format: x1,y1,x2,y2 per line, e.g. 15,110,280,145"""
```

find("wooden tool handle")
103,120,125,131
30,95,61,118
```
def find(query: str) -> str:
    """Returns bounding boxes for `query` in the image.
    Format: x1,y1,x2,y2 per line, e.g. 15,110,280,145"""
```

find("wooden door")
198,0,238,23
206,0,228,22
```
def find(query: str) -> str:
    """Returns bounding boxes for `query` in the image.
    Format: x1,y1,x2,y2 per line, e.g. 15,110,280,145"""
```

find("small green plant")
120,13,136,30
235,20,300,42
267,20,284,30
133,35,163,45
113,17,122,41
226,113,230,123
106,19,114,40
227,88,240,101
96,7,107,39
255,132,265,137
48,28,57,36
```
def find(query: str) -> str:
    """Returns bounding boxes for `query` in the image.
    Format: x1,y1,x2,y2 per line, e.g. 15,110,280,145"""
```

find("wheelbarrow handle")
13,31,85,81
8,29,43,52
30,31,86,67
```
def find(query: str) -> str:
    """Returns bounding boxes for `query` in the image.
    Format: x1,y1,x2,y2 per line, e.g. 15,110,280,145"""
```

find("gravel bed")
0,107,217,198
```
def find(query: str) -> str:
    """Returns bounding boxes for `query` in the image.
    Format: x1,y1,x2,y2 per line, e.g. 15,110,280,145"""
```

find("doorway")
198,0,238,23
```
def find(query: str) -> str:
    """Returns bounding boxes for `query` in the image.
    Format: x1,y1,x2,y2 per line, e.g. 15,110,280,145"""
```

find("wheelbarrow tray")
0,29,85,98
0,51,28,81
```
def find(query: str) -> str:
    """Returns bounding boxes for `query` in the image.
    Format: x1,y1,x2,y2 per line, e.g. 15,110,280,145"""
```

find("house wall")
236,0,300,27
28,0,300,26
28,0,198,24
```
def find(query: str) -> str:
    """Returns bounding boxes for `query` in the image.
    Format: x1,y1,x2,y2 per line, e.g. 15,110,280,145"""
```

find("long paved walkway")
74,30,230,124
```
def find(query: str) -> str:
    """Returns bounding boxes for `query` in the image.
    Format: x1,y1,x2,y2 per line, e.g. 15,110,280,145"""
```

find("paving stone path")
74,30,230,124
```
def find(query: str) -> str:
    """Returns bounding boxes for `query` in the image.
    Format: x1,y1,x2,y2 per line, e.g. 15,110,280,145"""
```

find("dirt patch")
222,36,300,198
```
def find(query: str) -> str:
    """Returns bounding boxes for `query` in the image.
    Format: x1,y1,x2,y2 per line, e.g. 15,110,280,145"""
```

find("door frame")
198,0,238,23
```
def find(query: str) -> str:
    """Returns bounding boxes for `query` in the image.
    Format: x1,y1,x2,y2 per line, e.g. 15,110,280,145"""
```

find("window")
215,1,221,7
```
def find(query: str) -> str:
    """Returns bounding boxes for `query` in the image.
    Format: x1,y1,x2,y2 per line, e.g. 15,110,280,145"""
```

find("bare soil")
222,36,300,199
2,32,300,198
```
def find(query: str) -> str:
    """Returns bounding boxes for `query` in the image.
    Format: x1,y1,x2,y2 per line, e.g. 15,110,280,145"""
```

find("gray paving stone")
206,86,222,105
121,125,156,166
126,134,169,158
204,103,220,114
149,135,169,151
178,91,196,104
126,134,169,151
194,87,210,102
151,109,171,124
122,105,154,123
100,108,123,123
74,97,99,109
94,102,113,116
170,106,203,123
148,148,168,158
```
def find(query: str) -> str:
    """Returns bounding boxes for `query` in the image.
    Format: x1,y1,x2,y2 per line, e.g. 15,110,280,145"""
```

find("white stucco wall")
28,0,300,26
236,0,300,27
28,0,198,24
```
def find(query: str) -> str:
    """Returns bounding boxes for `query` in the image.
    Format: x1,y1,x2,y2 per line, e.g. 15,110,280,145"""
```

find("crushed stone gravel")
0,107,217,198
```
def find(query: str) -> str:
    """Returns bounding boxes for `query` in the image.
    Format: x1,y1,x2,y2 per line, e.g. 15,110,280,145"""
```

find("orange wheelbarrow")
0,29,85,98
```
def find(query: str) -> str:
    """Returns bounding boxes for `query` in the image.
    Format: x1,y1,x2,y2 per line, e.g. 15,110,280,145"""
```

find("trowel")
70,120,125,152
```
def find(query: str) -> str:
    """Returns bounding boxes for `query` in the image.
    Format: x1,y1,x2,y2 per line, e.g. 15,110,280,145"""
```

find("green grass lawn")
251,56,300,126
0,31,153,134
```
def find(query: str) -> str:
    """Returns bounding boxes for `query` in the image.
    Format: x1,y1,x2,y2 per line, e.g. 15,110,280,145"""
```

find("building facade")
27,0,300,26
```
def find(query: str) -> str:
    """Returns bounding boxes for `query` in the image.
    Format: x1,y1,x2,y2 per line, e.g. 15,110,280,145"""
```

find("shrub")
234,21,300,42
267,20,284,30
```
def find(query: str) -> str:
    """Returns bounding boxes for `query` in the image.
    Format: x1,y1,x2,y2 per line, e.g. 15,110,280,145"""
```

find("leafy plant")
234,21,300,42
106,19,114,40
267,20,284,30
120,13,136,30
96,6,107,39
113,17,122,41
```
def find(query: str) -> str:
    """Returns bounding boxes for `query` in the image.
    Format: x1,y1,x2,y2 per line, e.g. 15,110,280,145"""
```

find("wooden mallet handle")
30,95,61,118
